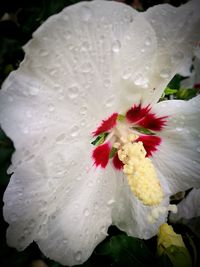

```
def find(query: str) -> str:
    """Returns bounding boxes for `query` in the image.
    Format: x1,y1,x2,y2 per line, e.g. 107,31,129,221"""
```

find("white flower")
0,0,200,266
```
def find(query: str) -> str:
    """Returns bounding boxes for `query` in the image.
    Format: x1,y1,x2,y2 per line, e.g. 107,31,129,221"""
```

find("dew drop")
122,68,132,80
74,251,82,262
56,133,66,142
68,85,79,99
29,87,39,96
141,48,145,53
94,202,99,210
40,49,48,57
80,105,87,115
107,199,115,206
84,209,89,217
70,125,79,137
63,239,68,244
145,37,152,46
176,127,183,132
197,146,200,152
105,95,115,108
112,40,121,53
65,30,72,40
81,62,92,73
26,110,32,118
134,73,149,87
81,41,90,51
160,68,170,79
48,103,55,112
81,6,92,21
22,127,29,134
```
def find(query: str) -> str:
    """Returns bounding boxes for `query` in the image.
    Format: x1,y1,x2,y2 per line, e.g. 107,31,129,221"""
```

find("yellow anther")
118,135,163,206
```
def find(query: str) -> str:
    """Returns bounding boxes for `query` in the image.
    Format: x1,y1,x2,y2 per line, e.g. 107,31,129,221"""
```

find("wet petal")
152,95,200,194
0,1,138,147
4,141,117,266
112,171,170,239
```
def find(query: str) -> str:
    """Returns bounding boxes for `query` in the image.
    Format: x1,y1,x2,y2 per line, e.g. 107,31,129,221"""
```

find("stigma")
118,134,164,206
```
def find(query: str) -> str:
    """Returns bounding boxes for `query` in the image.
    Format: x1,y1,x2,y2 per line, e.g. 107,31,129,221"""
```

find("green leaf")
132,126,155,135
96,234,155,267
109,147,118,159
91,133,109,146
164,87,178,96
167,74,183,90
176,88,197,100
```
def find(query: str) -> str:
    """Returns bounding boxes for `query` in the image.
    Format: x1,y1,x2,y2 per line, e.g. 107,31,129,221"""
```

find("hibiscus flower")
0,0,200,266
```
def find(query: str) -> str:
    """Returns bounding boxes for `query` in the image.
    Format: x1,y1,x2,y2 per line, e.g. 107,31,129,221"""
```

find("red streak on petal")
194,83,200,89
138,114,168,131
92,143,111,168
126,103,151,123
93,113,118,136
136,135,161,157
112,154,124,170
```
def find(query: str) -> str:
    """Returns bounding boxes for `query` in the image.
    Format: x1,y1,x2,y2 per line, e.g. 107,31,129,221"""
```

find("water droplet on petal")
84,209,89,216
112,40,121,53
70,125,79,137
40,49,48,57
81,41,90,51
145,37,152,46
65,30,72,40
81,62,92,73
48,103,55,112
81,6,92,21
94,202,99,210
176,127,183,132
74,251,82,262
107,199,115,206
122,68,132,80
56,133,66,142
22,127,29,134
80,105,87,116
68,85,79,99
160,68,170,79
105,95,115,108
134,73,149,88
29,87,39,96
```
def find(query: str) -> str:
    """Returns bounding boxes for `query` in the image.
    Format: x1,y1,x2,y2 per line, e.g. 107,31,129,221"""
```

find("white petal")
114,0,200,109
143,0,200,102
170,188,200,222
4,141,117,266
0,1,138,148
169,188,200,237
152,95,200,194
112,171,170,239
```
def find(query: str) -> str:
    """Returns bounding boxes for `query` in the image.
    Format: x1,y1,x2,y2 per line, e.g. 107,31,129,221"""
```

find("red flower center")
92,103,167,169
